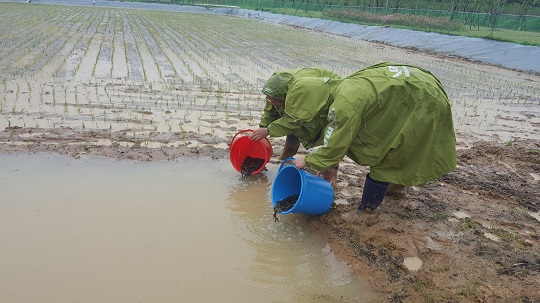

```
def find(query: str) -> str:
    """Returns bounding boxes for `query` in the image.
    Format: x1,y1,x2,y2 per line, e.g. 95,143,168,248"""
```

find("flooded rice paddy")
0,153,384,302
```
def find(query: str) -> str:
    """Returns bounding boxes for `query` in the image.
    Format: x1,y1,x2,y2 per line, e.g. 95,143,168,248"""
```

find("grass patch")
324,9,465,32
430,213,449,221
459,279,481,297
449,27,540,46
266,7,540,46
499,232,516,242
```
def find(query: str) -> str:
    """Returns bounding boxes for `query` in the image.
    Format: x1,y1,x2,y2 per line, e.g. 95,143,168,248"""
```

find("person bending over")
253,62,457,211
250,67,341,161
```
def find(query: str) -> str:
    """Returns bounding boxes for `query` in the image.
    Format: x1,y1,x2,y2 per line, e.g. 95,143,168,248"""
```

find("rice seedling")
0,2,537,145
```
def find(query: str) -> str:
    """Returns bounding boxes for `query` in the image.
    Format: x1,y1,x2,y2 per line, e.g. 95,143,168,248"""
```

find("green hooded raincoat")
266,62,457,186
259,67,340,130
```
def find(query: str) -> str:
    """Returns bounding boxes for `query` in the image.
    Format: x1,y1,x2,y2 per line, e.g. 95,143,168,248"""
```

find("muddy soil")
317,138,540,303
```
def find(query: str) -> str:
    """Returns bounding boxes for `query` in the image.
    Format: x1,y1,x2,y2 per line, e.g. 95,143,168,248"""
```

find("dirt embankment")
315,138,540,303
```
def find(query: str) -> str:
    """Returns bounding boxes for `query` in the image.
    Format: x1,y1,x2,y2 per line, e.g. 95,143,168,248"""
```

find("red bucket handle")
230,129,254,146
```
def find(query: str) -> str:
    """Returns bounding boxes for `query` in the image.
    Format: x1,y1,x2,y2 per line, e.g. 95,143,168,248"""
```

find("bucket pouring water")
271,157,334,216
229,129,273,176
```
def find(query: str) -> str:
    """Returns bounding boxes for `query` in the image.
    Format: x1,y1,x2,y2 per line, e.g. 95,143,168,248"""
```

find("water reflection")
226,163,383,303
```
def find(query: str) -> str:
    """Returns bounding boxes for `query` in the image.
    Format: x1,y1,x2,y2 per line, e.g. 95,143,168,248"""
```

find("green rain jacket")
269,62,457,186
259,67,340,130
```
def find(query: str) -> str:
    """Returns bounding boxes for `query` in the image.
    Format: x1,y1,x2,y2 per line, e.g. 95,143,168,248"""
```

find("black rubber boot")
358,174,389,212
386,183,406,198
279,134,301,160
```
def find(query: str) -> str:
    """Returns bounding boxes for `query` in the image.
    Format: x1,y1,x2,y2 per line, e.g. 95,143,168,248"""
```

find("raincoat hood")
261,67,341,101
261,71,293,100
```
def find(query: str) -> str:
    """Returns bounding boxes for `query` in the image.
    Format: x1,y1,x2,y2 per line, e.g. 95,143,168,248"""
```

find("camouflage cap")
261,71,293,100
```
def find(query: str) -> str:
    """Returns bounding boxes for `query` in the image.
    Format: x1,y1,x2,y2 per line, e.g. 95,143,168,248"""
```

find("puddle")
452,211,471,219
0,153,384,303
529,211,540,222
403,257,423,271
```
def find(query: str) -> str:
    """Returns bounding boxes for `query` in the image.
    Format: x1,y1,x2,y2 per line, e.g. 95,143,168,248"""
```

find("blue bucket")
271,158,334,216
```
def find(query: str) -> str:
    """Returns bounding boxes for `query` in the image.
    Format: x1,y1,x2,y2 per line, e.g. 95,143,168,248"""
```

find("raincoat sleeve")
265,114,303,137
259,102,281,128
305,92,364,171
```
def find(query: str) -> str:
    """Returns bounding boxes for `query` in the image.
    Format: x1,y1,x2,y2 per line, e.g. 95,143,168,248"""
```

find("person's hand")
250,128,268,141
293,157,306,170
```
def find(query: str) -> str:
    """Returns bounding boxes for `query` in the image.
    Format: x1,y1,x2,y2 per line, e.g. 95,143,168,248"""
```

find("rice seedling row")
125,13,163,84
110,10,129,80
119,12,145,82
92,10,115,80
73,9,108,80
133,17,176,83
0,2,538,148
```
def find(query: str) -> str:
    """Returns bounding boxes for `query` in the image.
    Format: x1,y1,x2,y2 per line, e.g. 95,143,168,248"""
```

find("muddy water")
0,153,383,303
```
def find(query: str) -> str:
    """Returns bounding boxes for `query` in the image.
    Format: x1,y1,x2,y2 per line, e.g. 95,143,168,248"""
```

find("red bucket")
229,129,273,176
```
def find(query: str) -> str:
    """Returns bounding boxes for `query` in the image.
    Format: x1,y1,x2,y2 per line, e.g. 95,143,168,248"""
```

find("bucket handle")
278,157,296,171
230,129,253,146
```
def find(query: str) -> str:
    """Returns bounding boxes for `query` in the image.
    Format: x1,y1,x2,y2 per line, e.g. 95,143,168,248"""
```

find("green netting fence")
126,0,540,32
